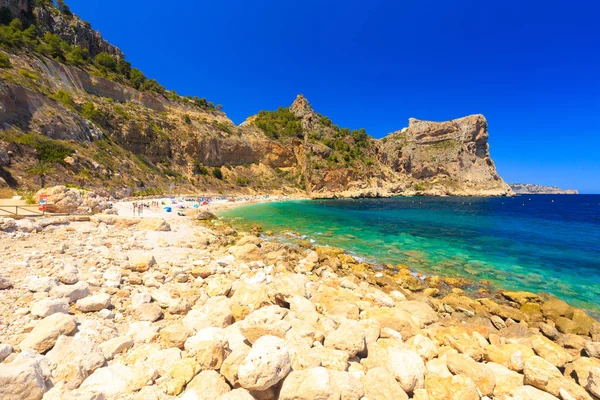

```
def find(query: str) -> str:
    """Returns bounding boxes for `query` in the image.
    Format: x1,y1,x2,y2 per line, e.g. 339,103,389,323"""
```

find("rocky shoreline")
1,203,599,399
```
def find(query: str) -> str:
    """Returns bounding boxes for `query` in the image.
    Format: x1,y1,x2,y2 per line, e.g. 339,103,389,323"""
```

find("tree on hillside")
129,68,146,89
0,53,11,68
116,58,131,77
56,0,73,16
95,52,116,72
28,159,54,188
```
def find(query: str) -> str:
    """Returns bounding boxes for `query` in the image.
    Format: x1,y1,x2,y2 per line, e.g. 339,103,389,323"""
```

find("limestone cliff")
510,184,578,195
0,1,513,198
380,116,513,196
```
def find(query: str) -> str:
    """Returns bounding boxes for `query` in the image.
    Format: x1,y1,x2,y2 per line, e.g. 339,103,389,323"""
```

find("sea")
219,195,600,315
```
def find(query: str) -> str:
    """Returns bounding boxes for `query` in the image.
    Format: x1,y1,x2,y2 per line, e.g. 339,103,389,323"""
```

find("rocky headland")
510,184,579,195
0,190,599,400
1,0,512,198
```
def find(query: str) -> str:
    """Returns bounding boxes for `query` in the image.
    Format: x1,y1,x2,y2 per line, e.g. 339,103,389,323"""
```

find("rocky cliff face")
0,2,513,198
380,115,513,196
510,184,578,195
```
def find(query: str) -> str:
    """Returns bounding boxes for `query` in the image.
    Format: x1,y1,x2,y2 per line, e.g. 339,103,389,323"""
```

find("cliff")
510,184,578,195
380,115,513,196
0,0,513,198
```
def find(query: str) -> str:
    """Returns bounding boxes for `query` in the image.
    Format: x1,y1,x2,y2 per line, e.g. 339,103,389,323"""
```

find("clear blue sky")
69,0,600,193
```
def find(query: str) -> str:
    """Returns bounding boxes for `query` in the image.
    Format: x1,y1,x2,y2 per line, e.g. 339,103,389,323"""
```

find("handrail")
0,204,71,217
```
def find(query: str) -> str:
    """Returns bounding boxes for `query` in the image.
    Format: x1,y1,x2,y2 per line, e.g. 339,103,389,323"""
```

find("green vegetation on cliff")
254,107,303,139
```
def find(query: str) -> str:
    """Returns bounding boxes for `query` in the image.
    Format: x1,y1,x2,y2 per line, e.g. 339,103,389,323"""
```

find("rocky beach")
0,187,599,400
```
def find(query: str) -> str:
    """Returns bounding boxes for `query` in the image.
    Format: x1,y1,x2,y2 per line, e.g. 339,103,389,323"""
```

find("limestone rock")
0,217,17,232
25,276,59,292
238,335,291,391
46,335,105,389
365,307,420,339
279,367,340,400
78,364,134,398
523,355,562,391
136,302,163,322
364,367,408,400
501,291,542,305
0,355,49,400
30,298,69,318
424,374,479,400
50,281,90,303
187,339,226,370
324,320,365,357
486,362,524,397
127,253,156,272
99,336,134,360
75,293,111,312
221,345,251,387
217,388,255,400
446,352,496,396
541,298,573,320
584,342,600,358
20,313,77,353
588,367,600,398
185,370,231,400
0,344,12,362
435,326,486,361
484,343,534,371
531,334,572,367
160,324,194,349
0,276,11,289
508,385,561,399
330,370,364,400
165,358,200,395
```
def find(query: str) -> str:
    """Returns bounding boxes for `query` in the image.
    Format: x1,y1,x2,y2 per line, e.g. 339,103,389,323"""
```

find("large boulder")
324,320,366,357
424,374,479,400
78,364,134,398
238,335,291,391
46,336,105,389
446,352,496,397
363,367,408,400
19,314,77,353
0,355,49,400
530,334,572,367
279,367,340,400
588,367,600,398
35,186,110,214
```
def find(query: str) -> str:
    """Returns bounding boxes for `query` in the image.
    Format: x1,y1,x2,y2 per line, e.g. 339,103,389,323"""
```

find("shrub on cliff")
95,52,116,72
129,68,146,89
0,52,11,68
51,89,75,110
255,107,303,140
66,46,89,66
81,102,103,123
212,167,223,180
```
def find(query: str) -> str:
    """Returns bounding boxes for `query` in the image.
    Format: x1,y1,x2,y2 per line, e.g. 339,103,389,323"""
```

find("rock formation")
381,115,513,196
510,184,578,195
0,0,513,198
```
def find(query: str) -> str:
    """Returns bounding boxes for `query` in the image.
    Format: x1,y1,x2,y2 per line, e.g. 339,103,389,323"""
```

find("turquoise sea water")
219,195,600,314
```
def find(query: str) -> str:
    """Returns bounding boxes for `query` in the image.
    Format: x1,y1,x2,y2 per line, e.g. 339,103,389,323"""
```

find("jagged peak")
289,94,316,118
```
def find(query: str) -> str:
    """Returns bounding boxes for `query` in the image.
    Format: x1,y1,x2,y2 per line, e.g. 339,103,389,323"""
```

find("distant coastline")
510,183,578,195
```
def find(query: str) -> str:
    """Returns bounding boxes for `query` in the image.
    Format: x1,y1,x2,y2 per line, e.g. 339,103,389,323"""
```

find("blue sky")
69,0,600,193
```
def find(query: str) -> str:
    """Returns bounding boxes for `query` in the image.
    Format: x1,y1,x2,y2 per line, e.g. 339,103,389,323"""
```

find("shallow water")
219,195,600,314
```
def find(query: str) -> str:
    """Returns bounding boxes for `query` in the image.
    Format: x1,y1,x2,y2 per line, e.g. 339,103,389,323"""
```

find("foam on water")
219,195,600,314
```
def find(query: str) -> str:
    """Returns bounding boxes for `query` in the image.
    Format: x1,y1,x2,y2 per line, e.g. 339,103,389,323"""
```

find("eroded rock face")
381,115,513,196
